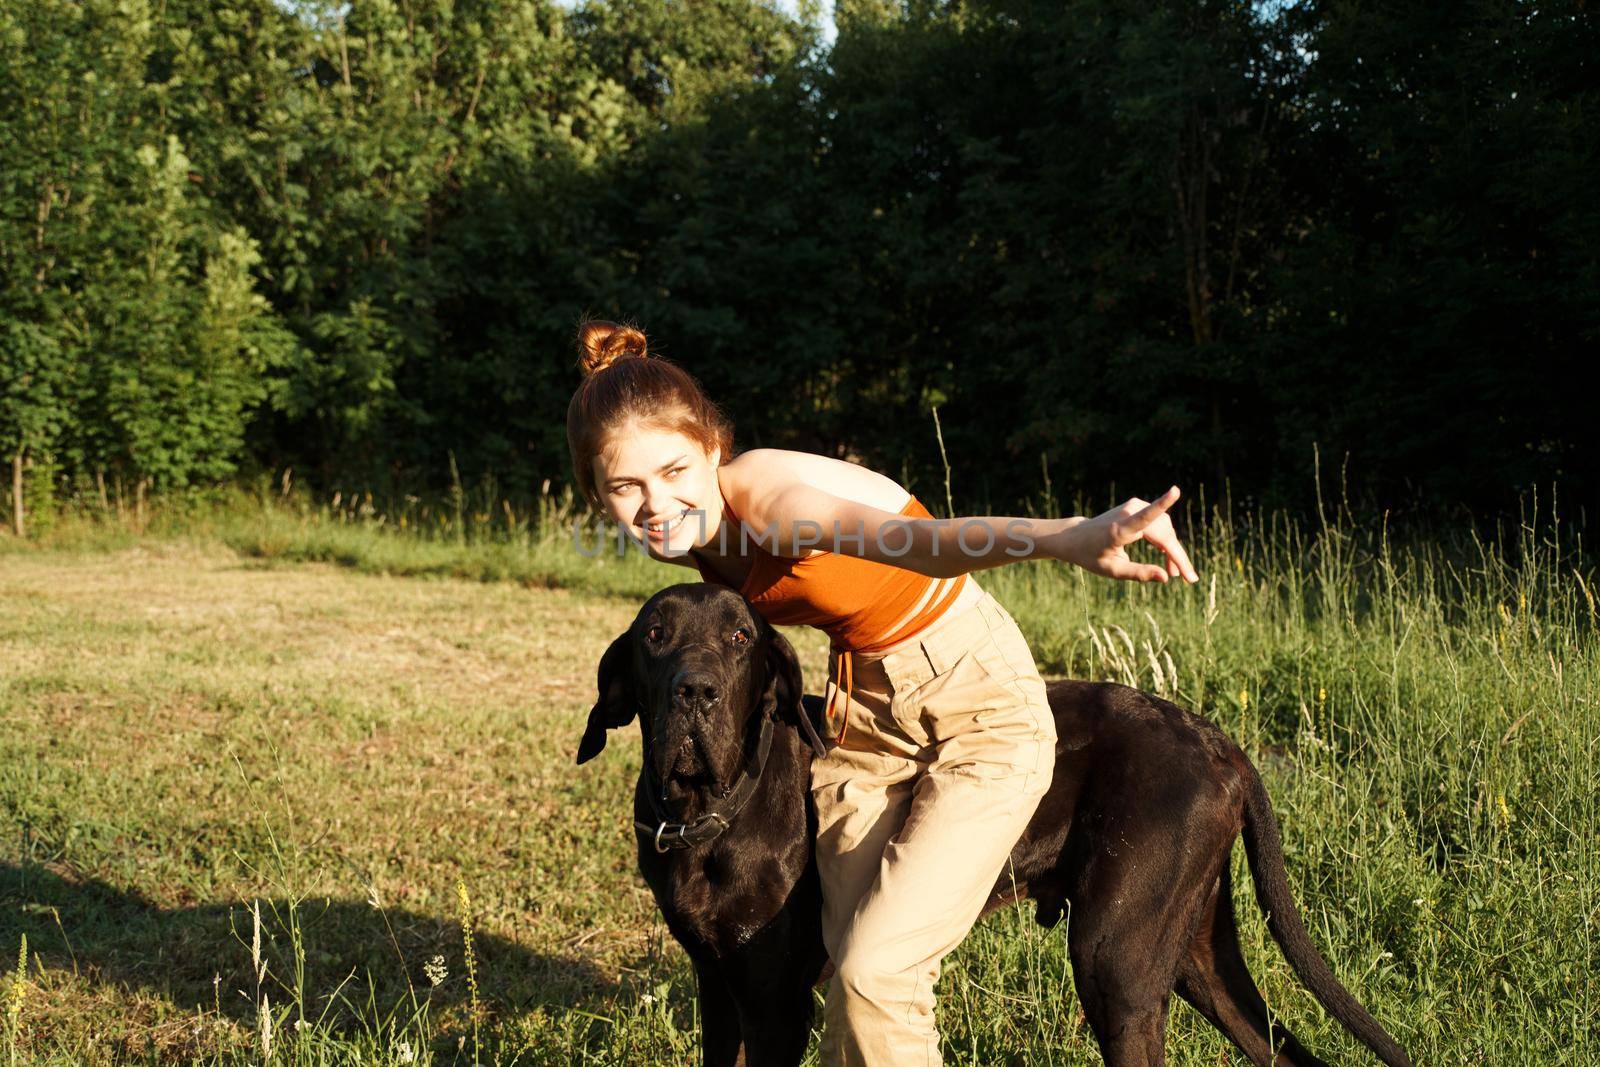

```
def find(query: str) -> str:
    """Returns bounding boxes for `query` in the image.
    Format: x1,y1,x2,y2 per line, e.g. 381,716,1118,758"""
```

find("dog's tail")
1240,767,1413,1067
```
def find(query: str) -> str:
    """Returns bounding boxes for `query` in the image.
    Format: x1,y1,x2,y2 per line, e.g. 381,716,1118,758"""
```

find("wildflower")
423,954,448,986
397,1039,416,1064
641,992,657,1007
1317,687,1327,706
1238,689,1250,711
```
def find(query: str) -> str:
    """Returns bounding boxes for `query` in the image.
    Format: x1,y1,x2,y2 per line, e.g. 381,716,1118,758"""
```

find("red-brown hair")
566,318,735,512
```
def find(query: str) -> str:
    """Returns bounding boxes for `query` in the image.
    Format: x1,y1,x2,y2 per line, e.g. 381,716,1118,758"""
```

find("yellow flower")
1238,689,1250,711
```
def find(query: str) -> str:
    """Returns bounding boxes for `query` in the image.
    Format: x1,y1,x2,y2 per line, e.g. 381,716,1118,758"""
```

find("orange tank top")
689,489,970,653
690,488,970,744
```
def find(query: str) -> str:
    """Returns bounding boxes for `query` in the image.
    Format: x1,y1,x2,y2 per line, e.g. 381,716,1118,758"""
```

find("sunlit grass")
0,486,1594,1064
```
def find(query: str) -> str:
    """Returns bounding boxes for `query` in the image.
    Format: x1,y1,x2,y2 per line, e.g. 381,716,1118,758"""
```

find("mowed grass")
0,498,1595,1065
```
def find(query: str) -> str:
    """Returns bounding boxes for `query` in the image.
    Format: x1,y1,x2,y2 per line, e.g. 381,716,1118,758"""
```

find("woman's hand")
1052,486,1199,584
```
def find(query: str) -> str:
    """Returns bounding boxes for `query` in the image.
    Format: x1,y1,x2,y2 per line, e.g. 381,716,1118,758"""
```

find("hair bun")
577,319,649,376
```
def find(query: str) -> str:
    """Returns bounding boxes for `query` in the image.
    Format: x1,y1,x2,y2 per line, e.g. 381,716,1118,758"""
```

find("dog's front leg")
730,986,813,1067
693,958,747,1067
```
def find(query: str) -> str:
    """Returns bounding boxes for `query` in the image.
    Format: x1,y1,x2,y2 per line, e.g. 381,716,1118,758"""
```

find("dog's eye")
730,628,751,646
646,623,663,643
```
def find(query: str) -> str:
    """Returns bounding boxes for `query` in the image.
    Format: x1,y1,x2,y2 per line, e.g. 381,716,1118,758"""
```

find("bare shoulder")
723,448,912,512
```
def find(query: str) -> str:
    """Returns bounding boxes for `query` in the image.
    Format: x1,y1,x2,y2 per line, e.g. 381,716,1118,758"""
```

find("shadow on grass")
0,860,624,1025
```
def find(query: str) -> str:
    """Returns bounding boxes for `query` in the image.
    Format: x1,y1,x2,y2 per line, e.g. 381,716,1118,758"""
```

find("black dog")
576,584,1411,1067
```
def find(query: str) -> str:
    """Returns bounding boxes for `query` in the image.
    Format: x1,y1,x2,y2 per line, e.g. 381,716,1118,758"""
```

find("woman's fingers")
1147,527,1198,583
1078,487,1198,583
1121,487,1180,535
1174,541,1199,582
1118,487,1199,583
1101,553,1169,583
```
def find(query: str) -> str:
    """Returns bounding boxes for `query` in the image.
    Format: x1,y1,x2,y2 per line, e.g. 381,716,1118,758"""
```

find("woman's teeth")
647,509,688,536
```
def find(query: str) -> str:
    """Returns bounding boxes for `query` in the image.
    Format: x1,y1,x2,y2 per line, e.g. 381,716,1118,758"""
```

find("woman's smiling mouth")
644,508,690,539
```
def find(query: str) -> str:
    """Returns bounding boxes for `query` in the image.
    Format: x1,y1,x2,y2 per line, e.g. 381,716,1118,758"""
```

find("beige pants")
810,585,1058,1067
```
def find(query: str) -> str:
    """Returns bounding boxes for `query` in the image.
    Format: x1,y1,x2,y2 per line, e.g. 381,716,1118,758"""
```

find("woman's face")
592,422,722,559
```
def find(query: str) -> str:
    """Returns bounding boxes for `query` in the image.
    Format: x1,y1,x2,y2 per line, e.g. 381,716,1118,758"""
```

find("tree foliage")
1,0,1594,527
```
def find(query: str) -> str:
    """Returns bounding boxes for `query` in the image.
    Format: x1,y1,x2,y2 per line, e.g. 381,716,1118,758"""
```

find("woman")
566,320,1198,1066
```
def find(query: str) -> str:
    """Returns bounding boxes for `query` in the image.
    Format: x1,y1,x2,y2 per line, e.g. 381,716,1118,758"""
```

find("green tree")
0,323,64,535
1268,0,1600,509
0,0,147,530
72,137,287,516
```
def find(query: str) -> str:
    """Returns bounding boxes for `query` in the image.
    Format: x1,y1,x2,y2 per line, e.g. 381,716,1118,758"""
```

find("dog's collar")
634,714,775,852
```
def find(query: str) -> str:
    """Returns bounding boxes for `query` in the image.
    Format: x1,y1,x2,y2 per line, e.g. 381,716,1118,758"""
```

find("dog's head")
575,584,826,797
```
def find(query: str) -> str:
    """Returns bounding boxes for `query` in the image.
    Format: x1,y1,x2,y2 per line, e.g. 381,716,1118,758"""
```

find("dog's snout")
672,671,721,709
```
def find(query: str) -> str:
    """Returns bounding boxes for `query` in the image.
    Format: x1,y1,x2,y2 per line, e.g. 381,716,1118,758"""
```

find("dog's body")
578,584,1410,1067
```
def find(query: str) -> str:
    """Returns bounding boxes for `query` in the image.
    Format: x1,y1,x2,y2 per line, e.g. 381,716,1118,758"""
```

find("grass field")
0,494,1595,1064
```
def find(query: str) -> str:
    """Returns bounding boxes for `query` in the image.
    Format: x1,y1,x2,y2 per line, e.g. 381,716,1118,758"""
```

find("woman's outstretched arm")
742,480,1199,584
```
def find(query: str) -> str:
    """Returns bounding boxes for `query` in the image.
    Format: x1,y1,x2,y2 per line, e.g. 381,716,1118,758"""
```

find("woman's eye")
666,466,685,478
730,628,751,646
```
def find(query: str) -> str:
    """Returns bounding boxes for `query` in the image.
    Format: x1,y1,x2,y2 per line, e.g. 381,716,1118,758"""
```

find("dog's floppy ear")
763,628,828,758
577,631,638,765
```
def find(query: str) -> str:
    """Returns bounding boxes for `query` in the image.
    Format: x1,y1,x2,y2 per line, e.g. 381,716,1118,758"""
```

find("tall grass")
964,486,1597,1064
0,478,1594,1064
